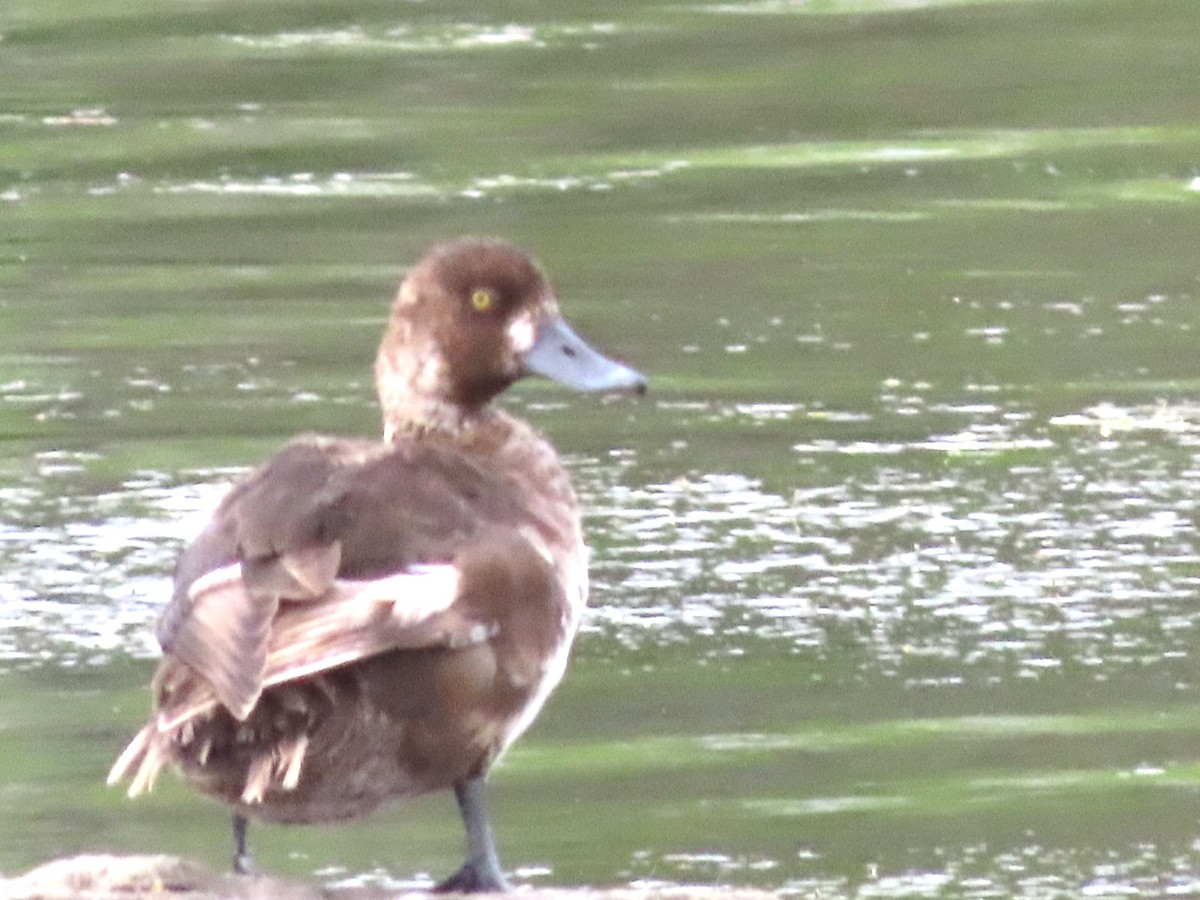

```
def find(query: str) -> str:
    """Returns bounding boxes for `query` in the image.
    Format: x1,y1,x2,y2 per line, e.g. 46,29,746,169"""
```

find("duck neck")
380,398,491,443
376,333,494,440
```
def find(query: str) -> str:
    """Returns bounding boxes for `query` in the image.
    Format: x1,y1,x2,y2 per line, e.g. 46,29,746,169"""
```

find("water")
5,0,1200,895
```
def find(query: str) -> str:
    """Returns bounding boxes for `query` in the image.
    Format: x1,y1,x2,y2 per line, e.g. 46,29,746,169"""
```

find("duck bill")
525,315,647,394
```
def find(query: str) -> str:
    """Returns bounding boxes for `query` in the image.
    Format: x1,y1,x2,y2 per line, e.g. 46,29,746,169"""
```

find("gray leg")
433,776,510,892
233,813,255,875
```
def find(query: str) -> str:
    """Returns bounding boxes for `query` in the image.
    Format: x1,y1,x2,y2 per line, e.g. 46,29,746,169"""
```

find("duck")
108,237,646,892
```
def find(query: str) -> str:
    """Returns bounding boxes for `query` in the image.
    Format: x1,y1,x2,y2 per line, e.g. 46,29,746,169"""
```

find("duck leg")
232,813,255,875
434,776,510,893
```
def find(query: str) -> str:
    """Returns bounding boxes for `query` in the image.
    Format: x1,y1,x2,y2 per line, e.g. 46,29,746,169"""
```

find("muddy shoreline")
2,855,778,900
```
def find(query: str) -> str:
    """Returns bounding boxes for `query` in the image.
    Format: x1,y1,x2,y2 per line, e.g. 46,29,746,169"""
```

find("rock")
1,854,324,900
1,855,780,900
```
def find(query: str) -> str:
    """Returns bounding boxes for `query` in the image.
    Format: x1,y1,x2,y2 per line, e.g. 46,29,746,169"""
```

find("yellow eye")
471,289,494,312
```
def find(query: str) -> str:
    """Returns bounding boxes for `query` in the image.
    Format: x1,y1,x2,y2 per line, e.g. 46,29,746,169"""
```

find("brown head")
376,238,645,437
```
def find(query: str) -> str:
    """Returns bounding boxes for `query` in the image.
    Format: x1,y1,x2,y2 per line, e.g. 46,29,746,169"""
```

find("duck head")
376,239,646,437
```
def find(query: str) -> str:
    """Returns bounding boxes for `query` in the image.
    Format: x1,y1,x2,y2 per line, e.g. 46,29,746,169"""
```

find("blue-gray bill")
525,315,647,395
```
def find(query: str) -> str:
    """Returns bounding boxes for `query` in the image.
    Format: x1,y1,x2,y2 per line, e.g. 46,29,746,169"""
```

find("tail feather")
240,753,273,804
276,733,308,790
107,724,166,798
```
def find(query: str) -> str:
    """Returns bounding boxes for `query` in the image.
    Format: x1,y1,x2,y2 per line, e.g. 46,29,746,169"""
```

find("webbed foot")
232,813,257,875
434,776,510,893
434,860,510,893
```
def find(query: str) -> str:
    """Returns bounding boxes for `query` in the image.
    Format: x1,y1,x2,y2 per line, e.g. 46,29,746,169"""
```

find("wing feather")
156,562,486,731
147,435,524,729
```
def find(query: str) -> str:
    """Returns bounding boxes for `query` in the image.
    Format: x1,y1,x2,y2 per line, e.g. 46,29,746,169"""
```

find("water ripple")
6,399,1200,693
221,21,625,54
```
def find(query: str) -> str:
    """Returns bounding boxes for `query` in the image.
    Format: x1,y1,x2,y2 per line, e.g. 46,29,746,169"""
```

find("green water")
6,0,1200,895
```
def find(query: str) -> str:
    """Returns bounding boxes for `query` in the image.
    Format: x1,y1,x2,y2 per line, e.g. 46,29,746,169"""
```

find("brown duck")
108,238,646,891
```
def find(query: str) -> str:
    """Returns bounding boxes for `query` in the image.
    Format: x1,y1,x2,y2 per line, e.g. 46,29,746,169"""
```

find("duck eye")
470,289,494,313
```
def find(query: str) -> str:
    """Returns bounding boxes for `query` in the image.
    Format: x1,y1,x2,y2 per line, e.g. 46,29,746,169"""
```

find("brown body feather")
110,417,582,823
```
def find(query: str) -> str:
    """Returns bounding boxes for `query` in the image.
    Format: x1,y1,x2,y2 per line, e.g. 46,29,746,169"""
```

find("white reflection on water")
153,171,439,199
635,839,1200,899
116,160,691,203
5,402,1200,691
222,21,622,53
581,402,1200,687
0,459,231,665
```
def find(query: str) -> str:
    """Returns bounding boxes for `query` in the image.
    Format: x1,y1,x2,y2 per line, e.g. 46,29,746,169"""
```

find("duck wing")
154,435,528,723
153,560,475,730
